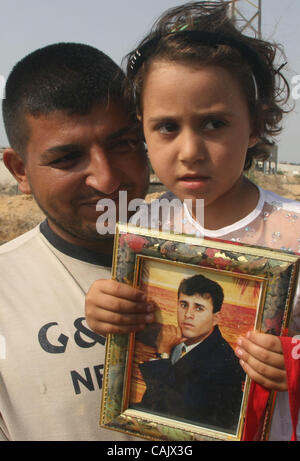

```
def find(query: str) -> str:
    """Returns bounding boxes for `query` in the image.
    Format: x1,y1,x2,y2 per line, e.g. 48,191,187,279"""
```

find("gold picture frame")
100,223,299,441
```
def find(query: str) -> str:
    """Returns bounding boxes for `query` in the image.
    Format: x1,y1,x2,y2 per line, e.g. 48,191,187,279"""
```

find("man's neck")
47,219,114,255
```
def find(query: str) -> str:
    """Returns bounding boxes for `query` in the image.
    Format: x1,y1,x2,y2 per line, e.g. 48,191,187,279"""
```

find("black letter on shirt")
71,367,95,395
38,322,69,354
73,317,105,348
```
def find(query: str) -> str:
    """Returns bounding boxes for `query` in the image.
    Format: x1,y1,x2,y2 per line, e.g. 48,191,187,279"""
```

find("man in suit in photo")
137,274,245,433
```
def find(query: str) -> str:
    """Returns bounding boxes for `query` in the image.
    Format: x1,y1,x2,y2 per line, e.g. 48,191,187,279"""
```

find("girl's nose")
178,130,206,165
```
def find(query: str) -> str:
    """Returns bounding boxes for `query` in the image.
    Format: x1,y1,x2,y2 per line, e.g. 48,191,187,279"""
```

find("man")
136,274,245,434
0,42,151,441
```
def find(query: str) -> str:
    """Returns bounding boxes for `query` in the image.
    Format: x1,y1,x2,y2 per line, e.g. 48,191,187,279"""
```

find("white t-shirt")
131,186,300,441
0,222,138,441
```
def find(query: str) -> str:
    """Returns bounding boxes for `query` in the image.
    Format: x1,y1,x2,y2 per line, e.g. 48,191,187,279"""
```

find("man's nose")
85,148,121,194
184,307,194,318
178,129,206,165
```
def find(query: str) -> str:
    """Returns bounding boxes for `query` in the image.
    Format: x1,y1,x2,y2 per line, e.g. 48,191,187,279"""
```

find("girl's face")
141,61,257,214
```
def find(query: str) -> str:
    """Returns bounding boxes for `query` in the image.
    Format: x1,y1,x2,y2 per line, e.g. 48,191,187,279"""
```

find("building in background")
255,141,278,174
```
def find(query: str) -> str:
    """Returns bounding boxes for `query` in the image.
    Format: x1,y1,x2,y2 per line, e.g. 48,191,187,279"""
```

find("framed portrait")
100,223,299,441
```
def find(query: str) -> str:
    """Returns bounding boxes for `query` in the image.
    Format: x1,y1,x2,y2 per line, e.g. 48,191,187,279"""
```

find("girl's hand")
85,279,156,335
235,331,287,391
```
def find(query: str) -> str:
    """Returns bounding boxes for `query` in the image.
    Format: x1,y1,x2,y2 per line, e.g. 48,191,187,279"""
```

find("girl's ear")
248,103,269,148
248,134,259,149
2,149,32,194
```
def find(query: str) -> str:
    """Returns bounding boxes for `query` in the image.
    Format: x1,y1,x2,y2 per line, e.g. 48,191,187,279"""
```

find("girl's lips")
178,175,210,190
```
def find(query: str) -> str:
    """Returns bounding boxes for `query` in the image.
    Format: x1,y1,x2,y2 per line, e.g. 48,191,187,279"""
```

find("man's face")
21,103,149,249
177,292,220,345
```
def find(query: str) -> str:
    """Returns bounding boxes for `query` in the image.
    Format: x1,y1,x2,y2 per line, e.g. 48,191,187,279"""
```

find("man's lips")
79,192,122,207
81,197,118,207
182,322,195,328
78,186,137,207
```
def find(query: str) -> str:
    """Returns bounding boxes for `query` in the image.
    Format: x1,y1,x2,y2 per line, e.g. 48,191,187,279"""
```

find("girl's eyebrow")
147,110,234,123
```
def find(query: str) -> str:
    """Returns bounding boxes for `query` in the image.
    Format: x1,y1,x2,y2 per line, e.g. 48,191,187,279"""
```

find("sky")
0,0,299,163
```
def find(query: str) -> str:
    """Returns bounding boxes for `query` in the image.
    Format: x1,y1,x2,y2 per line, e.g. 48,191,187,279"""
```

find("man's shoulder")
0,225,42,257
197,327,238,363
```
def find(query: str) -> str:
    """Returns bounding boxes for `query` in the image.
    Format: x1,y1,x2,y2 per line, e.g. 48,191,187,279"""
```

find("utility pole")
218,1,277,173
223,0,262,39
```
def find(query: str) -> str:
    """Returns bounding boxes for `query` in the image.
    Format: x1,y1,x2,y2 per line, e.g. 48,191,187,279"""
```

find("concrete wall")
278,163,300,175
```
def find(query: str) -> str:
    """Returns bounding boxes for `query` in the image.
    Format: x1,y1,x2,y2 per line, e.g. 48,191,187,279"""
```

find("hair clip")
129,49,142,70
171,23,189,33
251,72,259,101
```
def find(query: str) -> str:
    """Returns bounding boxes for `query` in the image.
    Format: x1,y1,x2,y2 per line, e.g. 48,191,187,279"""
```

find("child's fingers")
86,291,154,316
88,318,148,335
237,356,287,391
235,335,284,370
235,332,287,391
96,279,147,303
85,279,156,335
245,331,283,354
87,293,155,324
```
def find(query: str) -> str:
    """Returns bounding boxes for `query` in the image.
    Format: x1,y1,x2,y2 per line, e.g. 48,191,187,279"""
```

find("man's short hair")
2,42,129,154
178,274,224,313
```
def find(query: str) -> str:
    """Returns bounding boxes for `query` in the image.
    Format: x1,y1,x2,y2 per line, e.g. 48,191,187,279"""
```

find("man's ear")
2,148,32,194
213,311,221,326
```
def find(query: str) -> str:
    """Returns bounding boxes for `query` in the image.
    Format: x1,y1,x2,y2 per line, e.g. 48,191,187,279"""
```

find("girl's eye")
203,119,226,130
158,122,178,134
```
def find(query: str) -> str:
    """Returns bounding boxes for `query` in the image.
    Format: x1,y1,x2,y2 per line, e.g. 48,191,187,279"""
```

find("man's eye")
109,138,139,152
49,152,82,167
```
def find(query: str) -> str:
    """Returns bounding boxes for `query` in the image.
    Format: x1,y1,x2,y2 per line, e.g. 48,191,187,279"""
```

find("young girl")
85,2,300,440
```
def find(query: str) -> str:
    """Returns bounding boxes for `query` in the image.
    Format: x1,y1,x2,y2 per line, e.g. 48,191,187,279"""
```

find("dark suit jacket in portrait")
136,326,245,434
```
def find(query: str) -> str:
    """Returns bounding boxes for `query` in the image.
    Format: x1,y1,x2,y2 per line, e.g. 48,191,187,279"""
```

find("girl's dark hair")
124,1,290,170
